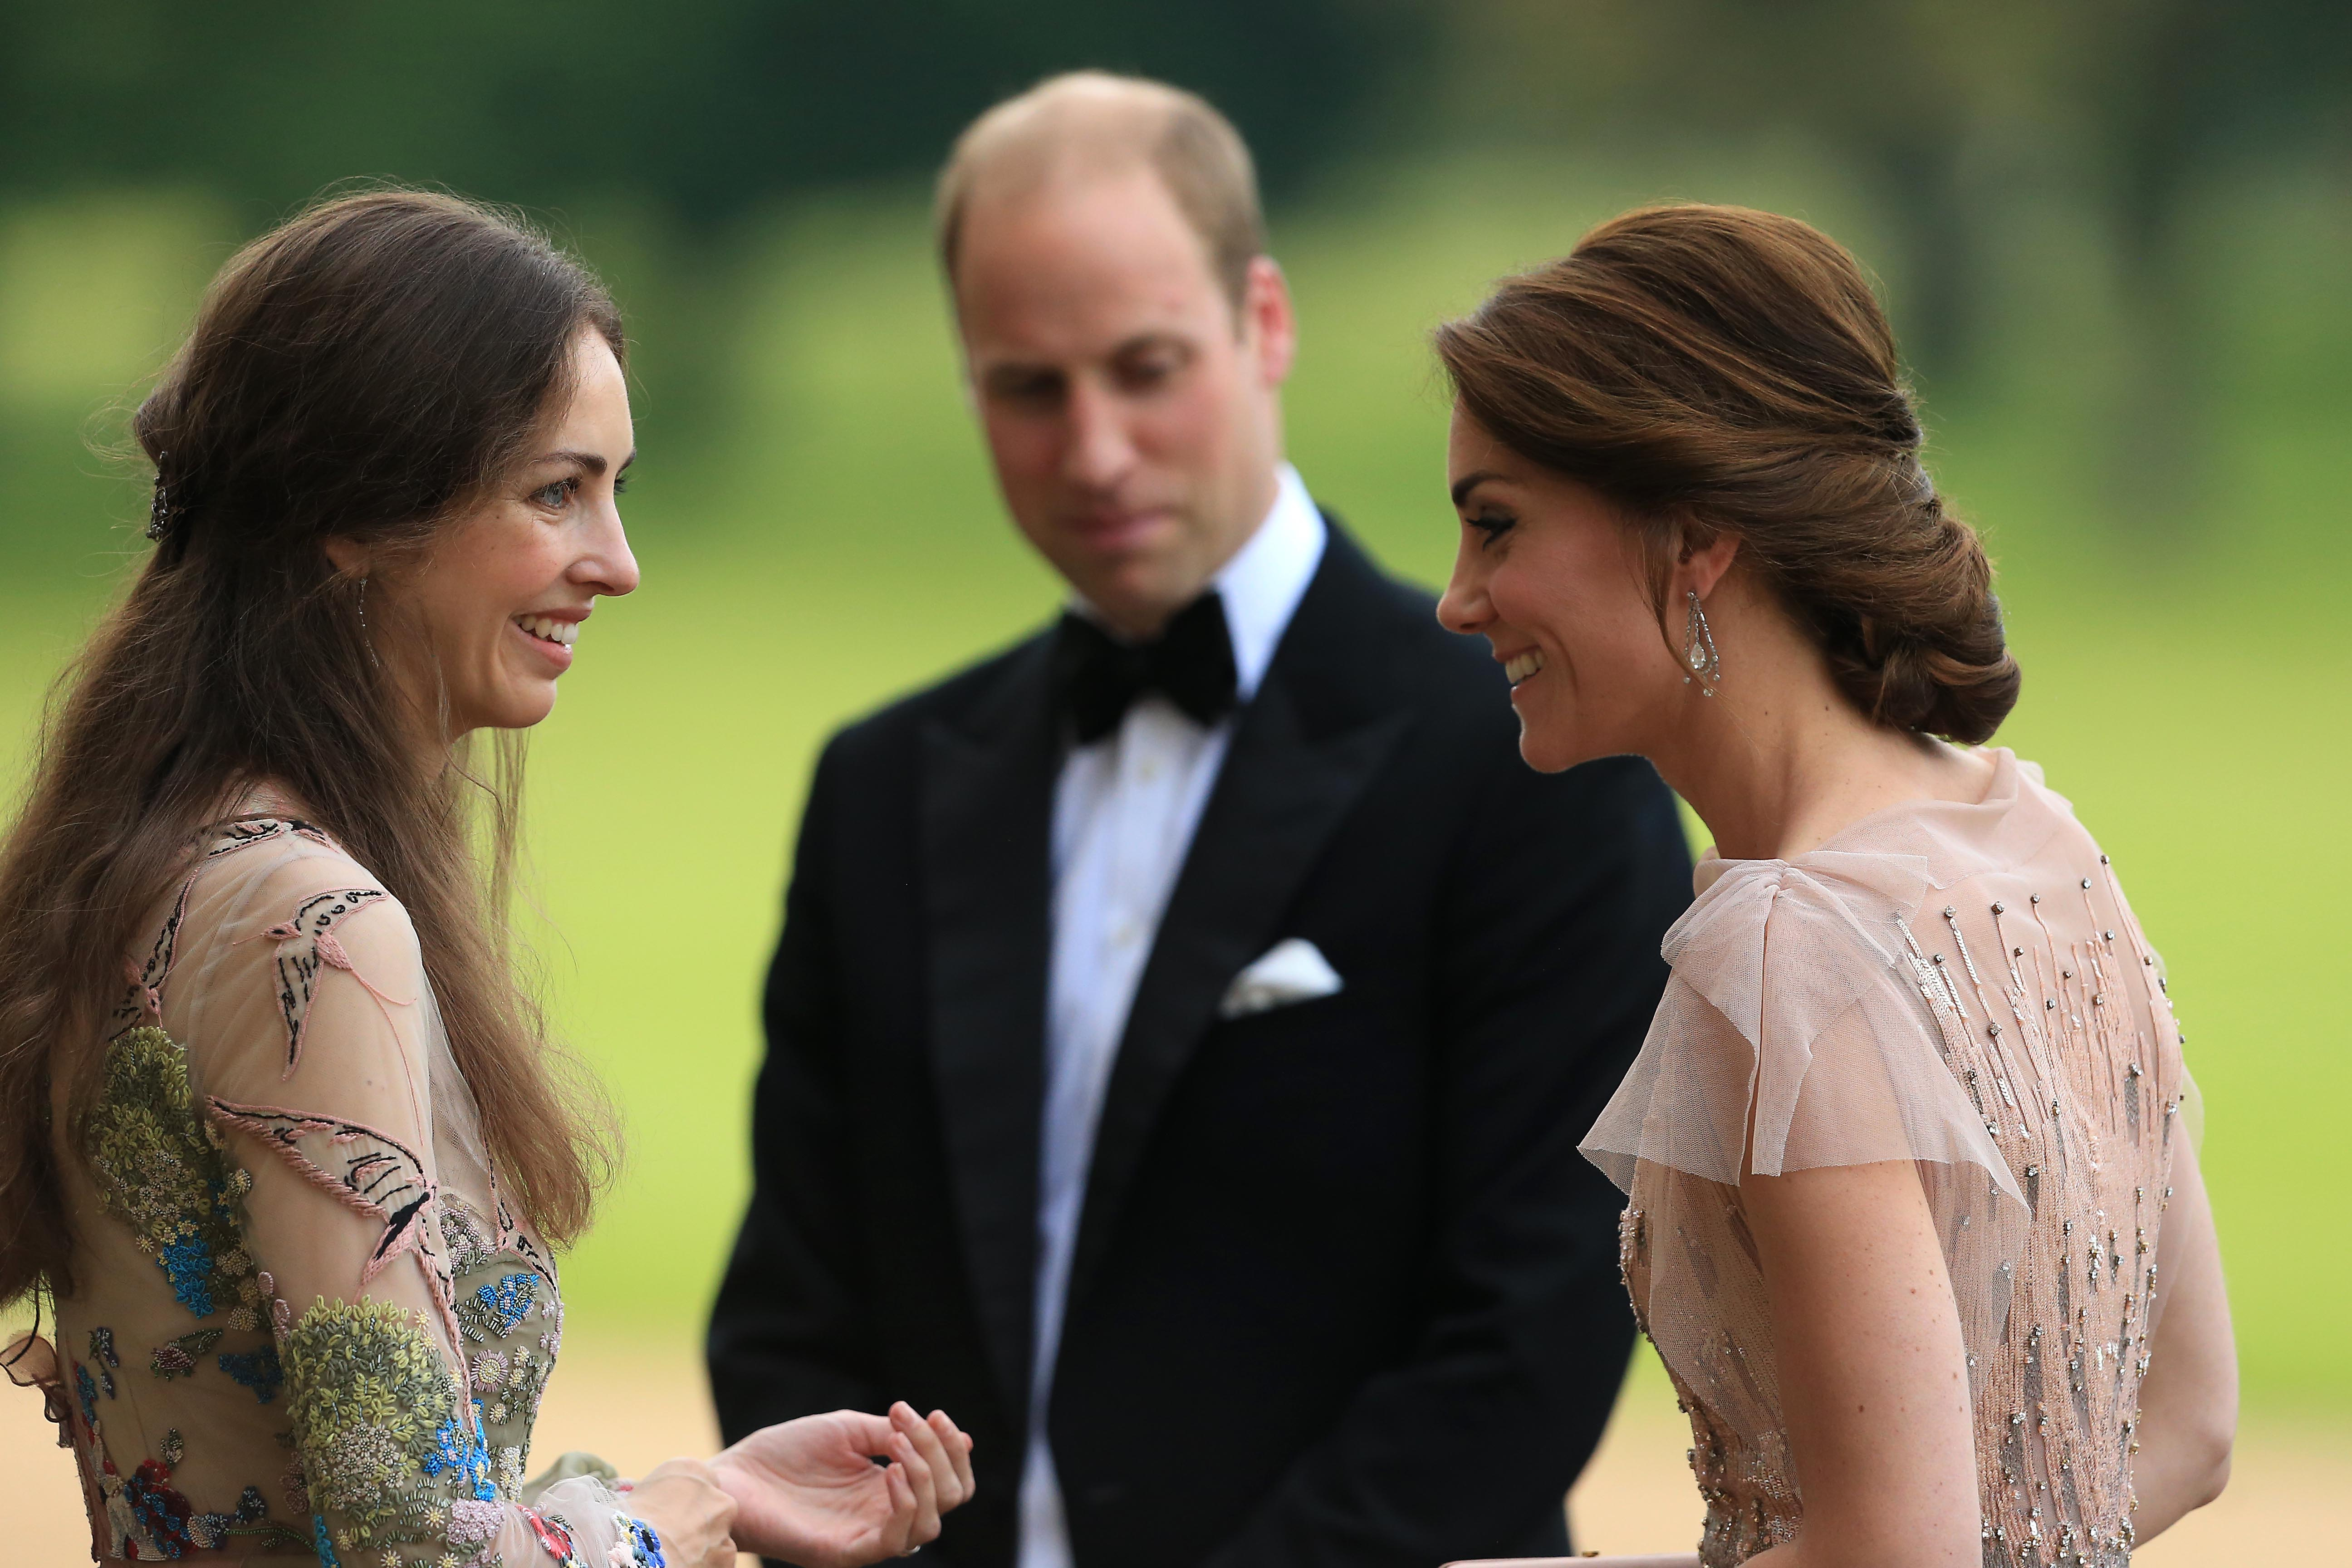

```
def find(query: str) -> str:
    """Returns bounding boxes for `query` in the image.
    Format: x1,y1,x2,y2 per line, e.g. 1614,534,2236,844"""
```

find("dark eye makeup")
1467,511,1517,545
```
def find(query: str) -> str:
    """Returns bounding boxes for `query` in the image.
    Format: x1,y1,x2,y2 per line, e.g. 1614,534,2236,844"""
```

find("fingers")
893,1401,965,1515
883,1459,919,1556
925,1408,976,1505
889,1415,943,1544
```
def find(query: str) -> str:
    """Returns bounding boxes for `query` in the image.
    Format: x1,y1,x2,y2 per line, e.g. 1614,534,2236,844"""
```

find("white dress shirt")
1017,465,1327,1568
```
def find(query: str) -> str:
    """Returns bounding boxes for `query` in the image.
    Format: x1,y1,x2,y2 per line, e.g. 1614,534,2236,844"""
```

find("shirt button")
1111,919,1138,947
1136,758,1161,784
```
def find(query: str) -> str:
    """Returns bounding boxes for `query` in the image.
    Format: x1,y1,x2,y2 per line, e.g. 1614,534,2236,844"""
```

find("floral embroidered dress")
17,815,663,1566
1582,750,2197,1568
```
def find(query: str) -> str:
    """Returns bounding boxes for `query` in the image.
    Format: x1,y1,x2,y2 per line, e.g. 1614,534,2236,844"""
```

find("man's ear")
322,536,369,577
1242,255,1297,388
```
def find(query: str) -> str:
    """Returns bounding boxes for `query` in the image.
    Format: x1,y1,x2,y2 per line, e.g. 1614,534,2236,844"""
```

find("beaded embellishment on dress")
20,816,656,1564
1586,753,2191,1568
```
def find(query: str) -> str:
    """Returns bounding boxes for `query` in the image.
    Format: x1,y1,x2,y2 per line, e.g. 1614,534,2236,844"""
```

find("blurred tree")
5,0,2345,534
0,0,1431,223
1440,0,2350,368
1437,0,2352,528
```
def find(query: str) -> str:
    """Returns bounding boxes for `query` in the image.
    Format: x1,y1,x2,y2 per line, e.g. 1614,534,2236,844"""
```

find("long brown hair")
1436,203,2021,742
0,189,621,1307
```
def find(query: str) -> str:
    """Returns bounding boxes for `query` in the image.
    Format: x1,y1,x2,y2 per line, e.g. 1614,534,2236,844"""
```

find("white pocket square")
1218,937,1343,1020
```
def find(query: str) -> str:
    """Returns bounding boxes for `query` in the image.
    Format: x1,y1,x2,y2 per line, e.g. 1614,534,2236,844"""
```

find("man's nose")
1061,377,1137,490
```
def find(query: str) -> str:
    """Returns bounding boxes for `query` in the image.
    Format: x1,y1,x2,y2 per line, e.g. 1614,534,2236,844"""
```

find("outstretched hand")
708,1402,975,1566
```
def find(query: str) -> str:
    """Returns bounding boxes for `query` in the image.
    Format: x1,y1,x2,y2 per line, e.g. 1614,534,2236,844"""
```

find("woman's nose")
1436,571,1489,636
579,510,641,598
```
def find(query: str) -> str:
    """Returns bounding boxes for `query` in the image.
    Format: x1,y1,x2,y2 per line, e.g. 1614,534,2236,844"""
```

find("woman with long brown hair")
0,191,971,1567
1433,206,2235,1567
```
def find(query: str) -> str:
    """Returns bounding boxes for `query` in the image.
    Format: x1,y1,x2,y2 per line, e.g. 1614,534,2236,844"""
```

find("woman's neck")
1650,604,1991,863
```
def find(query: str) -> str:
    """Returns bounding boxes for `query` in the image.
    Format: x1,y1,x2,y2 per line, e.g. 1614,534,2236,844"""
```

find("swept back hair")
0,188,622,1308
1436,203,2020,742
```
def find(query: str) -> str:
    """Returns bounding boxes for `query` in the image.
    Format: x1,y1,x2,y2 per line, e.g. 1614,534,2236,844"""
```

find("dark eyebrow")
536,448,632,475
1450,470,1508,508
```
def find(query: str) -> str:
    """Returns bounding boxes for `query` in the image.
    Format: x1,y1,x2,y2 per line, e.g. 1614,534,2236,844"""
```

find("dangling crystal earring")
1682,588,1720,697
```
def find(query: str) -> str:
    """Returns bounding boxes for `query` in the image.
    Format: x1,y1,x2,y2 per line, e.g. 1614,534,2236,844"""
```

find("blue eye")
533,478,576,509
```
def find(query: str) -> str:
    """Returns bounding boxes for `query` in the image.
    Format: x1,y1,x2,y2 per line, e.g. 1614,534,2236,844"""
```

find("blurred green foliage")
0,0,1429,217
2,6,2348,1409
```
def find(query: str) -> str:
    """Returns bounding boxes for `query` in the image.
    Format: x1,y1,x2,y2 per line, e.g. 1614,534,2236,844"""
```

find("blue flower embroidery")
74,1364,99,1428
456,1271,538,1342
217,1344,283,1404
311,1513,340,1566
625,1514,668,1566
156,1233,217,1317
421,1400,499,1502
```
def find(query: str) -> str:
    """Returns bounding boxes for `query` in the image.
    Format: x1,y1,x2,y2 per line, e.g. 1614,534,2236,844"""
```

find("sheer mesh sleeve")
1581,849,2022,1204
168,839,662,1568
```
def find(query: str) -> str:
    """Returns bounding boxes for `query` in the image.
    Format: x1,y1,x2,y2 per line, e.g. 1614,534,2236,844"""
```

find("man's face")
953,164,1295,639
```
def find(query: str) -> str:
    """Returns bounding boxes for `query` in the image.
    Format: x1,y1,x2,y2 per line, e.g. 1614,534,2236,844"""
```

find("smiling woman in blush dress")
0,191,972,1568
1432,205,2235,1568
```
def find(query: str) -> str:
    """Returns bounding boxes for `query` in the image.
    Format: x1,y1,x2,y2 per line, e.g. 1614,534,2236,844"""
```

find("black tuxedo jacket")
707,525,1691,1568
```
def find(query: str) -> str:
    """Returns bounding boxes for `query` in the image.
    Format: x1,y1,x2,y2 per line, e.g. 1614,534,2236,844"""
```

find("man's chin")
1063,558,1203,635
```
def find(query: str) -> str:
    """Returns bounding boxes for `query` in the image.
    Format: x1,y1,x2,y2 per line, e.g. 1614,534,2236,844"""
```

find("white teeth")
515,615,579,647
1505,650,1546,686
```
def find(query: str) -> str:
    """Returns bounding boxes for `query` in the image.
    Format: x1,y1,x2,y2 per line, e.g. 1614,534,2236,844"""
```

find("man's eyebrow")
1112,331,1189,356
981,361,1063,387
1450,470,1507,507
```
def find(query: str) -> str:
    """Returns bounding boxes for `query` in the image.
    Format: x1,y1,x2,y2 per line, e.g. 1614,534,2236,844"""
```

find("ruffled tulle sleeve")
1581,848,2024,1205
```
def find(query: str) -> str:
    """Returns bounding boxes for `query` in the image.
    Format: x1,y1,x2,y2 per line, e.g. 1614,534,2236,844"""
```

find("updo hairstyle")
1434,203,2020,744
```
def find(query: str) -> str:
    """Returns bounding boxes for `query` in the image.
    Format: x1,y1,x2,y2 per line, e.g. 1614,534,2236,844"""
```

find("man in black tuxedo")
707,72,1691,1568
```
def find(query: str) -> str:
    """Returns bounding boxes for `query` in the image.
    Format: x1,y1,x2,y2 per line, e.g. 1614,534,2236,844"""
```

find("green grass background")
2,157,2344,1408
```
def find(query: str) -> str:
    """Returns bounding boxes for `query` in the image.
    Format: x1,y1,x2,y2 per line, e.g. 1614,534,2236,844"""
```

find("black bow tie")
1055,592,1239,743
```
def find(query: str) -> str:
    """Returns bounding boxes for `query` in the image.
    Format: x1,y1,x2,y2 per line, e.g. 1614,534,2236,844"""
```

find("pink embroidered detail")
107,816,336,1040
202,1102,440,1287
205,1097,480,1403
243,887,413,1077
110,880,192,1038
202,816,333,859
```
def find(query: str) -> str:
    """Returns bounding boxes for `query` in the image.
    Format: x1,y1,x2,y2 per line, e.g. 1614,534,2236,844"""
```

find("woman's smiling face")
1436,406,1689,773
378,328,640,739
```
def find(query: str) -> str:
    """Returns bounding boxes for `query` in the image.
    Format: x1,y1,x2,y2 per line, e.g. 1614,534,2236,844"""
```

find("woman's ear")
322,536,369,577
1680,529,1740,601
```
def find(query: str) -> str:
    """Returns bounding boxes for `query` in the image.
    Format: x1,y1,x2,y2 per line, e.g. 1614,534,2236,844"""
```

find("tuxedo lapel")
920,637,1060,1416
1064,533,1412,1316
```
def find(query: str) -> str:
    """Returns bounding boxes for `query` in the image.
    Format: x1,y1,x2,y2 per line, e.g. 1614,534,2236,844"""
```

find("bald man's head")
936,71,1266,314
